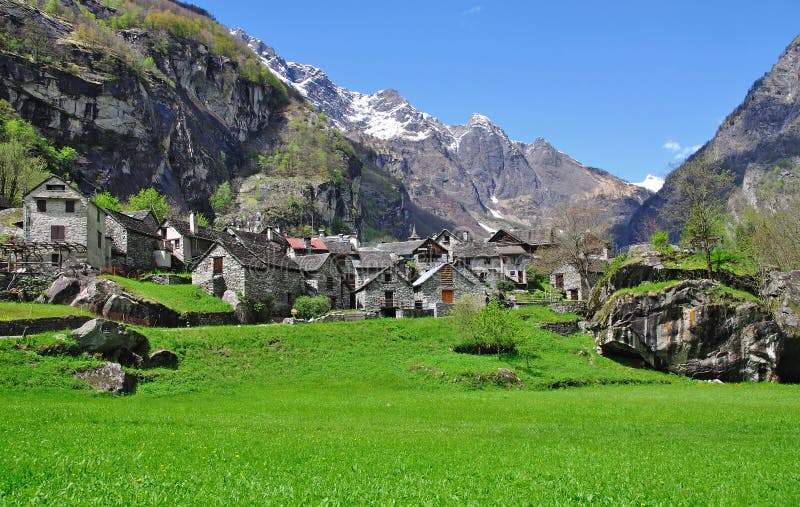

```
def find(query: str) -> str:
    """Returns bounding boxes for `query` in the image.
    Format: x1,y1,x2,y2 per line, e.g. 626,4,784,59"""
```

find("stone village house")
294,252,350,311
353,264,415,318
192,229,306,316
452,242,527,288
22,175,110,269
104,209,159,272
412,262,484,317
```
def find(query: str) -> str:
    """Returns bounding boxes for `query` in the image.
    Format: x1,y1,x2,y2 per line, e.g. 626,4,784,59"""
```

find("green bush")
651,231,670,255
293,296,331,320
496,280,516,294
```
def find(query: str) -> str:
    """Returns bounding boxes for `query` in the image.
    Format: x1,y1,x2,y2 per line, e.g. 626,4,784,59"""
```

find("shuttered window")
50,225,65,241
213,257,223,274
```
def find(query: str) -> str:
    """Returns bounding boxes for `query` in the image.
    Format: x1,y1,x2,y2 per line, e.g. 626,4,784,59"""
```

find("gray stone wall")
23,178,107,268
305,259,349,310
246,266,306,316
126,231,156,271
415,266,485,317
193,244,245,298
105,216,128,257
356,269,414,313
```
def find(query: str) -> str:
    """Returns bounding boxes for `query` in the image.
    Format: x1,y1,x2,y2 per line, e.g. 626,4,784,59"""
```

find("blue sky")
195,0,800,184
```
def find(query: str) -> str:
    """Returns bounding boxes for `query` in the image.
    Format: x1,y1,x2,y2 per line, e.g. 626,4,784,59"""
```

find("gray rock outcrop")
75,362,137,394
146,349,179,369
764,271,800,381
72,318,149,356
39,276,81,305
593,280,784,382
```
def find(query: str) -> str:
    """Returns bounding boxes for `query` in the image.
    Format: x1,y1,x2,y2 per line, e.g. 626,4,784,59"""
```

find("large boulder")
39,276,81,305
75,362,137,394
71,278,125,313
146,349,179,369
592,280,783,382
71,318,149,356
222,290,249,323
764,271,800,382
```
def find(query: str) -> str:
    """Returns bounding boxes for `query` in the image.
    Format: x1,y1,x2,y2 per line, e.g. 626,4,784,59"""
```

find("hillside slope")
627,34,800,243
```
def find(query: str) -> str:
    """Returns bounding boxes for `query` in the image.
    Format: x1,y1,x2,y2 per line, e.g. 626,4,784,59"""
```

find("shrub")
651,231,670,255
496,280,516,294
293,296,331,320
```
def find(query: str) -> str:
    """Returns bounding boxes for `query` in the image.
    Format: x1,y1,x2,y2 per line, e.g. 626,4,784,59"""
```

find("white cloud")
662,140,701,161
462,5,482,16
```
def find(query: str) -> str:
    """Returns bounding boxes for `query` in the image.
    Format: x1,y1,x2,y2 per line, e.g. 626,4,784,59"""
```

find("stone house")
550,259,608,301
105,209,159,271
286,237,329,257
412,263,484,316
156,214,223,269
353,249,395,286
433,229,470,262
22,175,110,269
376,237,447,272
353,265,414,317
488,228,557,257
453,242,527,288
192,229,306,316
295,253,350,310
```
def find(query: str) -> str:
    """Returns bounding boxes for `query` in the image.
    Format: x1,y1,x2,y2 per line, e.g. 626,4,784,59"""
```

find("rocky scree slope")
236,30,650,238
627,34,800,243
0,0,361,233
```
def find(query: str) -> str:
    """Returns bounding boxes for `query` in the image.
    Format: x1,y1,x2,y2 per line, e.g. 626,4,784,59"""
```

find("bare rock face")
764,271,800,382
71,318,149,356
593,280,784,382
75,362,137,394
39,276,81,305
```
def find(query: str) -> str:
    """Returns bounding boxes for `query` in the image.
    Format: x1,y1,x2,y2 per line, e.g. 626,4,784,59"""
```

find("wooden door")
441,289,454,304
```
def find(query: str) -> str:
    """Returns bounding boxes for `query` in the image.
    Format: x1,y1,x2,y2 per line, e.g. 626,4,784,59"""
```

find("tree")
210,181,234,215
0,139,48,205
673,157,733,279
196,212,210,227
126,187,170,221
651,231,670,256
93,191,122,212
540,204,609,298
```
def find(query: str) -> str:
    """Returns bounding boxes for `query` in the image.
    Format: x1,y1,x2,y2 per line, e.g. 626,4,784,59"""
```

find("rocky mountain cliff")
237,30,651,239
627,34,800,243
0,0,361,234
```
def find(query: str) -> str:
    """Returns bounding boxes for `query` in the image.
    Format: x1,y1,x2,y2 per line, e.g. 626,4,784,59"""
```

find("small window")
326,275,334,290
509,270,515,277
46,184,65,191
213,256,223,274
51,253,60,266
36,200,47,212
555,273,564,290
97,231,102,248
65,200,75,213
484,258,490,265
50,225,65,241
384,272,392,282
97,208,101,222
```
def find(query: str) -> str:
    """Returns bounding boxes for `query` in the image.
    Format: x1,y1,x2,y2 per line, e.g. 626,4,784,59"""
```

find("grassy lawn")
101,275,232,314
0,302,91,321
513,304,580,322
0,315,798,504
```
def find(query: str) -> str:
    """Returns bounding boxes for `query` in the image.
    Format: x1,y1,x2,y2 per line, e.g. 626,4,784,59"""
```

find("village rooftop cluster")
2,175,608,318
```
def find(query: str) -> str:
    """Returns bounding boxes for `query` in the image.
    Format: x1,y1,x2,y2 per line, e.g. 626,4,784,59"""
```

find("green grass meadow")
0,302,92,321
1,316,799,504
100,275,233,314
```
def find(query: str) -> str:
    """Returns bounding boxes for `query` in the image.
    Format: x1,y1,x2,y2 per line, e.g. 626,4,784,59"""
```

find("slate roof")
453,242,500,259
106,209,159,237
375,240,426,256
321,237,356,255
125,210,154,221
164,219,220,241
510,228,557,246
294,253,331,272
353,265,411,293
194,228,301,271
355,250,394,269
496,245,527,255
411,263,445,287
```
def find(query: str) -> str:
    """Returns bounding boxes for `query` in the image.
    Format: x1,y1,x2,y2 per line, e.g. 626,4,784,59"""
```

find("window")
51,254,60,266
36,200,46,212
483,258,490,265
441,289,454,304
384,272,391,282
326,275,334,290
96,208,101,222
509,270,515,277
50,225,65,241
213,257,223,274
46,184,65,191
65,200,75,213
555,273,564,290
97,231,102,248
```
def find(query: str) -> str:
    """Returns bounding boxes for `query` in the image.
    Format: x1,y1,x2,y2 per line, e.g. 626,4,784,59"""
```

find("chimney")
189,212,197,235
266,227,273,241
318,228,326,238
462,230,469,241
304,237,312,252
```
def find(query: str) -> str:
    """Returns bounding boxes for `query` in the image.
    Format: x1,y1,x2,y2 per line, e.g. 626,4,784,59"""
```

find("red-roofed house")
286,237,329,257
